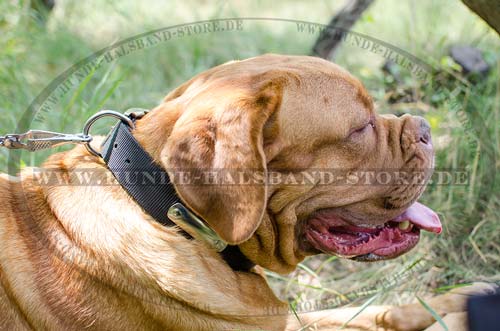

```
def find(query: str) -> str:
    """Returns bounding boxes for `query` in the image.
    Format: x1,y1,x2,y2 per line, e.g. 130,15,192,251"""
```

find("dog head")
135,54,440,273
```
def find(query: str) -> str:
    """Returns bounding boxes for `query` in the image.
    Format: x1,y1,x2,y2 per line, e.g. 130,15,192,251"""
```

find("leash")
1,110,255,271
0,130,91,150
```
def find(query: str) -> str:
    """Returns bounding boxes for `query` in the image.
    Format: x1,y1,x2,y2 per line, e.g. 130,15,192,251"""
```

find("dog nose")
396,114,433,152
418,117,431,145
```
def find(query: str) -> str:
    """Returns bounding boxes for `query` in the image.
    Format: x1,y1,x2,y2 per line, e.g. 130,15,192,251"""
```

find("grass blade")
339,293,379,330
298,263,319,279
434,282,472,293
416,296,448,331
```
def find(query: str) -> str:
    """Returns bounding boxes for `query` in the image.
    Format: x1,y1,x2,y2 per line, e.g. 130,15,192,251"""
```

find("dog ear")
164,79,283,245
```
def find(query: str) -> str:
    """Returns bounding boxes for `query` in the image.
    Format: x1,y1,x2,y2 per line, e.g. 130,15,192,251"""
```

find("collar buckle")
167,203,227,252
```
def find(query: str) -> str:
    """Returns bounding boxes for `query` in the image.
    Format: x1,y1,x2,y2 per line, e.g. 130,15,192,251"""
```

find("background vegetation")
1,0,498,313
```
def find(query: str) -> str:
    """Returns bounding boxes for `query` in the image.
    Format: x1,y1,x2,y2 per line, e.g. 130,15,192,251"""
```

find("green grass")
1,0,499,317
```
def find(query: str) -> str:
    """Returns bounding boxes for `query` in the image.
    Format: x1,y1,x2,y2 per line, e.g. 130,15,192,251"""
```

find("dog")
0,54,494,330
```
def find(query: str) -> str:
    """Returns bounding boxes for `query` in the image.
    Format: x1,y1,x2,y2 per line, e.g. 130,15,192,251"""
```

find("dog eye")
349,120,375,138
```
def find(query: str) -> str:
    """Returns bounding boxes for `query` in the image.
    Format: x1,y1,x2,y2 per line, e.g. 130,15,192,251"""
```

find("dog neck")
111,105,255,271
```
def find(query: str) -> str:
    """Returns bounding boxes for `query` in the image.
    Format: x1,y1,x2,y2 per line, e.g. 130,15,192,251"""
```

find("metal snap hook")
83,110,135,158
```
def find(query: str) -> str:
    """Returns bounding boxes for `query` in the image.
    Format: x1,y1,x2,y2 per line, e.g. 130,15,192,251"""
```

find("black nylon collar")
100,118,255,272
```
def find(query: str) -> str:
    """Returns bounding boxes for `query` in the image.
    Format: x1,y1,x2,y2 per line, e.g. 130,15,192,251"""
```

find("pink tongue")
394,202,442,234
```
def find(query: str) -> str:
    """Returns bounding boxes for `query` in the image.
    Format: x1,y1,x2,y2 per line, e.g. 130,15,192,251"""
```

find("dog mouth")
302,202,441,261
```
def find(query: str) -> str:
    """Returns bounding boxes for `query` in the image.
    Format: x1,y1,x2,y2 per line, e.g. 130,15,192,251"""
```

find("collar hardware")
83,110,135,157
168,203,227,252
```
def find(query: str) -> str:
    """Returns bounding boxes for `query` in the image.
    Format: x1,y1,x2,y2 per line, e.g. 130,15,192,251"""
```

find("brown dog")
0,54,493,330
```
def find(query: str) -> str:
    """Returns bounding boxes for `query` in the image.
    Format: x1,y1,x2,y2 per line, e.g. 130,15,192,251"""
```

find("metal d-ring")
83,110,135,157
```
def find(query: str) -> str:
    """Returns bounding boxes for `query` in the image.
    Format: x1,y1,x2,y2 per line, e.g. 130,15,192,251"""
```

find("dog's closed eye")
348,119,375,139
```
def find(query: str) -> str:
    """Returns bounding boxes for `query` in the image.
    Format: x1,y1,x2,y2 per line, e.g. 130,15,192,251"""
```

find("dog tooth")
398,220,411,230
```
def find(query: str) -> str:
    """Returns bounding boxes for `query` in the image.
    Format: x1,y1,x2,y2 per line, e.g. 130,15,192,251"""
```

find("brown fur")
0,54,492,330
